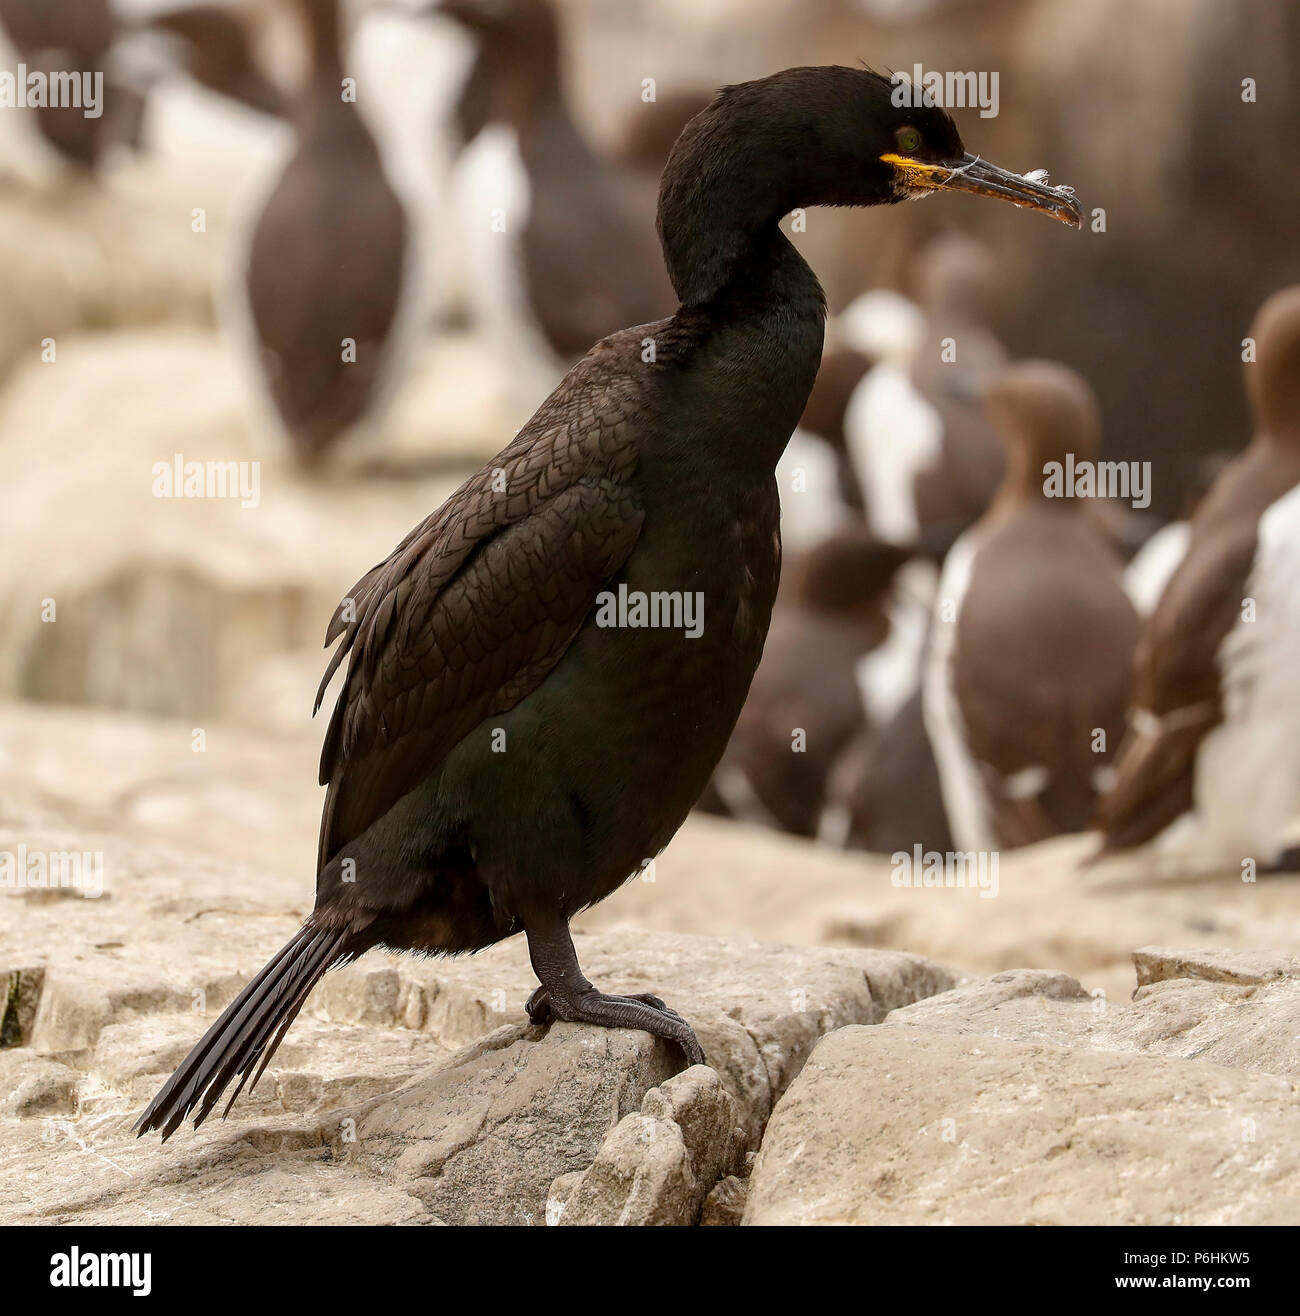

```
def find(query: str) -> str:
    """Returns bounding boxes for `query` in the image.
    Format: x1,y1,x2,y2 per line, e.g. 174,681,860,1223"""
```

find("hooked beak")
881,152,1083,228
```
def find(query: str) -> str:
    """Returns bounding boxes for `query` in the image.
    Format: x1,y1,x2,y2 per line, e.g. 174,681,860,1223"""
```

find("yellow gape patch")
880,152,952,195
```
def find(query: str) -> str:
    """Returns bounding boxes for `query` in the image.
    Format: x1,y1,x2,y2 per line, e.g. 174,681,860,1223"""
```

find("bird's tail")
134,922,353,1140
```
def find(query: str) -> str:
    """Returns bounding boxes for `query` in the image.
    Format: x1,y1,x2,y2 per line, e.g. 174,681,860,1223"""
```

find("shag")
138,64,1080,1137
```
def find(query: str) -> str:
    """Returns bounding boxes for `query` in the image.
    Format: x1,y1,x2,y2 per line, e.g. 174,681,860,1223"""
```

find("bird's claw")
522,986,705,1066
525,984,553,1025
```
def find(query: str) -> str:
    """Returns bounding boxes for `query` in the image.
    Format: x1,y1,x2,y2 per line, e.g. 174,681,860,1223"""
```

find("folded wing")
313,370,645,873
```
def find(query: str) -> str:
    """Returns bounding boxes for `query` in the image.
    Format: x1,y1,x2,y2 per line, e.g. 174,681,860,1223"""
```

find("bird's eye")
895,127,923,155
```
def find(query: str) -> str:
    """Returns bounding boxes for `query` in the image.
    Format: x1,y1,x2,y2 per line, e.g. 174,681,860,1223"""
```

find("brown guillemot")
235,0,424,464
820,691,954,856
1123,452,1234,615
433,0,675,404
846,232,1009,556
0,0,130,173
1098,286,1300,867
143,3,285,117
925,360,1137,850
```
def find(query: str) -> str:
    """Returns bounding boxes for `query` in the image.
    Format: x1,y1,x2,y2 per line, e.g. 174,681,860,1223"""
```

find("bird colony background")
2,0,1300,1231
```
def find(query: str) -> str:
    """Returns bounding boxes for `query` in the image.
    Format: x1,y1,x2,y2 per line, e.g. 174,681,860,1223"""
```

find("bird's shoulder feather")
313,341,653,871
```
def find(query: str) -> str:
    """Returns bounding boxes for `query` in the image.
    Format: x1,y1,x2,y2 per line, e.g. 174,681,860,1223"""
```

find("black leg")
523,915,705,1066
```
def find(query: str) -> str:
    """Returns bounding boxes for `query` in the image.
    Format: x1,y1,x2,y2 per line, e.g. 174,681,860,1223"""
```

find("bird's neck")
996,441,1087,512
658,149,817,303
1257,408,1300,452
665,228,827,474
466,28,566,137
722,226,825,317
294,83,369,145
654,148,827,468
515,89,596,171
298,0,343,79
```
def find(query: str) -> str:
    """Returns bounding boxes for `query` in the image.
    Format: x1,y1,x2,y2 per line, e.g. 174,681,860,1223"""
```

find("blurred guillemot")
1097,287,1300,867
0,0,126,173
235,0,425,463
142,3,285,116
433,0,675,404
103,2,289,165
701,529,911,836
774,344,878,553
1123,451,1233,615
925,361,1137,851
612,88,716,176
820,691,953,856
846,232,1008,554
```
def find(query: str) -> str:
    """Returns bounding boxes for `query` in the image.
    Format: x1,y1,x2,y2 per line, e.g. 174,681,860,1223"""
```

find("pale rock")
556,1065,743,1225
307,934,952,1226
744,1025,1300,1225
0,169,215,383
1133,945,1300,987
10,711,1300,1226
545,1172,585,1225
700,1174,748,1226
327,1023,681,1227
884,952,1300,1080
2,966,44,1045
1,803,953,1226
7,703,1300,1008
0,1053,79,1118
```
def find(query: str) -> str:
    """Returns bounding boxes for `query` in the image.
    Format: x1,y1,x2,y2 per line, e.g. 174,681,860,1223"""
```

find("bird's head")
429,0,558,55
1248,285,1300,442
914,232,1002,326
660,66,1081,304
687,68,1080,218
985,360,1102,494
420,0,560,135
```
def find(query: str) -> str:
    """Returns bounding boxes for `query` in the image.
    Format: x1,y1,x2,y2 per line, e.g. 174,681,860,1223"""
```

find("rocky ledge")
745,948,1300,1225
5,805,1300,1224
1,865,951,1226
4,706,1300,1225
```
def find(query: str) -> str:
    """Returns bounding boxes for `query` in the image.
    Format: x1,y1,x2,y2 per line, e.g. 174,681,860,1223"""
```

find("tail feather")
225,962,327,1119
211,930,342,1124
159,932,323,1133
135,924,351,1140
158,932,310,1123
190,929,334,1128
